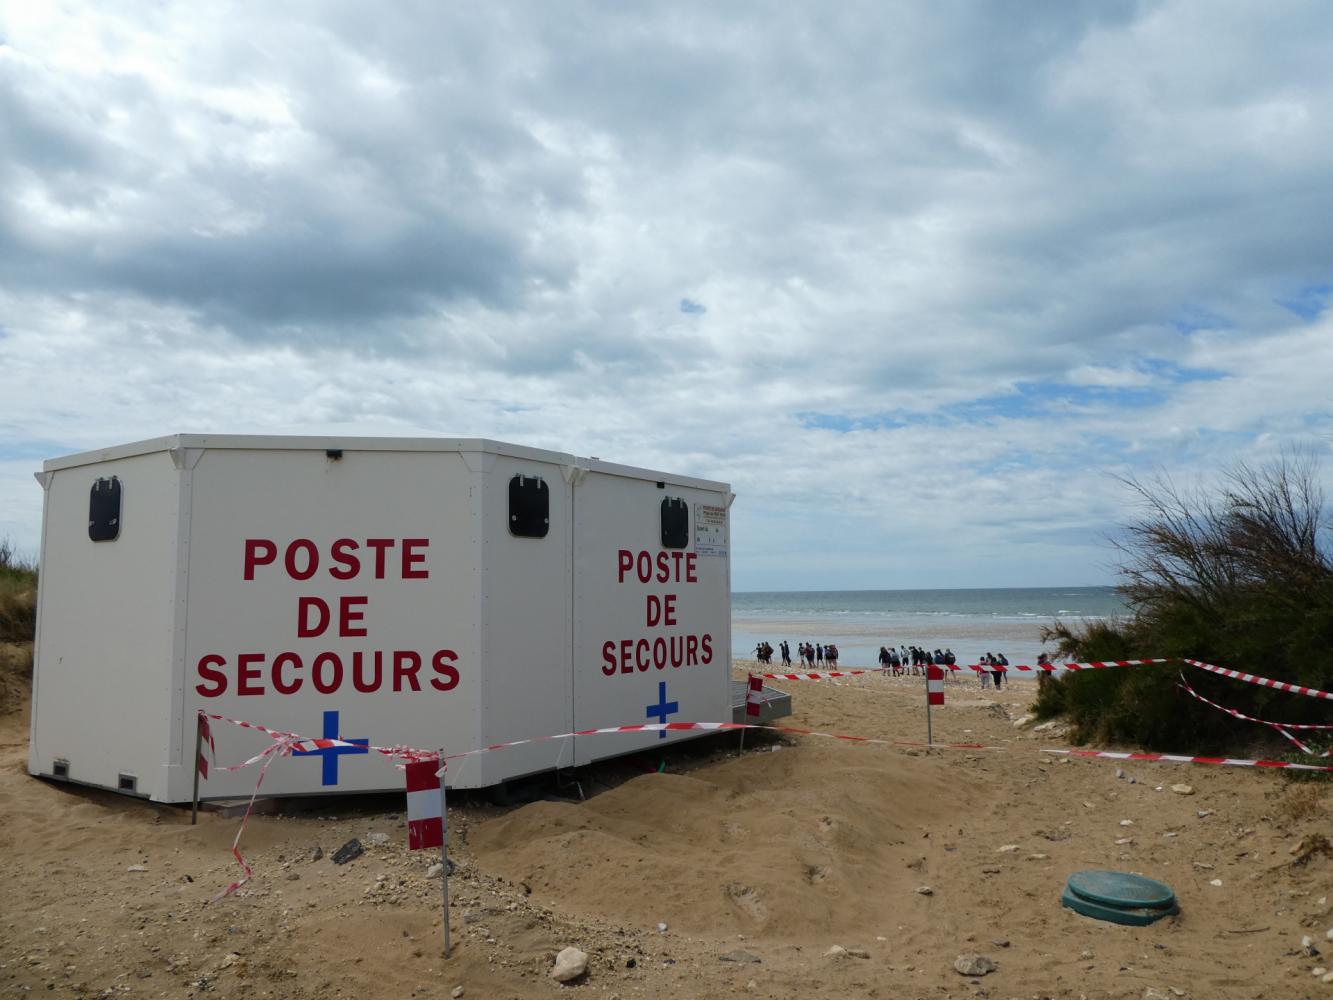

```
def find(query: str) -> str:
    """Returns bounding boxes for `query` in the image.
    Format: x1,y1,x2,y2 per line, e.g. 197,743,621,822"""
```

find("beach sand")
1,645,1328,999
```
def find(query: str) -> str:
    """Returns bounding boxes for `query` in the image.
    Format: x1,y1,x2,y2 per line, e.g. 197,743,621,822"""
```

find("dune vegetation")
1033,456,1333,760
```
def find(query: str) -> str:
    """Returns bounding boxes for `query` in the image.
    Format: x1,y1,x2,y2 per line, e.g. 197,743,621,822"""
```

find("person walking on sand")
781,640,791,667
992,653,1006,691
816,643,824,666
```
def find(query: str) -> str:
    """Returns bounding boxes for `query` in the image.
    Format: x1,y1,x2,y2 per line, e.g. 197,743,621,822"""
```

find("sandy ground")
2,647,1330,1000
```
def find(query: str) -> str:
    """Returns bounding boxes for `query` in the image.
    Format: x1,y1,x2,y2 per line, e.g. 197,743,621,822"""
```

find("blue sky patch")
1276,283,1331,322
1136,358,1226,384
795,411,909,433
0,441,74,463
679,298,706,315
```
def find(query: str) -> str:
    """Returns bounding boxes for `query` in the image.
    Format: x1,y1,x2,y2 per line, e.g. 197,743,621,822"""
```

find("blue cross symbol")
292,710,369,786
645,681,679,739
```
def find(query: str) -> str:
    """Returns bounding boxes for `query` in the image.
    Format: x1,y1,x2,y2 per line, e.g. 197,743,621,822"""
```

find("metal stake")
439,752,450,959
191,712,203,825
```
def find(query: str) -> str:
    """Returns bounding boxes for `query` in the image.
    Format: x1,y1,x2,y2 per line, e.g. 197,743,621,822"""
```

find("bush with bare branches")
1033,455,1333,755
0,538,38,644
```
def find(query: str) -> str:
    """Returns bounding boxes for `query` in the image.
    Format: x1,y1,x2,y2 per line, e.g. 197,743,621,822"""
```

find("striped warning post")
745,674,764,717
405,758,444,851
927,664,945,705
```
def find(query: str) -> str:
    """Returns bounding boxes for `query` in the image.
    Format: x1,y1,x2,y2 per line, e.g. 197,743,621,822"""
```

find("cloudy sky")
2,1,1331,590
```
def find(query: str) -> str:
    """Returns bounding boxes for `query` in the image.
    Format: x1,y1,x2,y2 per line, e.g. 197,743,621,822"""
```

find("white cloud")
2,1,1332,588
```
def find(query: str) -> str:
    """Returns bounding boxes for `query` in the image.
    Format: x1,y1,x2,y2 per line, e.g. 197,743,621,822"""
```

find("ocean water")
732,587,1127,676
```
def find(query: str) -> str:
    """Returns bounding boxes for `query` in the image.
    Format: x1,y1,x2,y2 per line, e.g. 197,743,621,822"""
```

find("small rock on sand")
451,987,464,999
550,947,588,983
366,832,390,845
953,953,996,976
719,950,761,964
823,945,848,959
997,844,1019,853
915,886,933,895
1170,784,1194,795
332,839,363,865
1209,878,1223,887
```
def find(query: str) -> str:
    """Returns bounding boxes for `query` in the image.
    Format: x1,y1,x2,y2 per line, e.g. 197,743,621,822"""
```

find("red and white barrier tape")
423,721,1000,773
199,713,999,900
1177,674,1332,757
209,736,299,902
1040,747,1333,773
1182,659,1333,701
968,659,1171,673
1176,675,1333,730
201,711,438,767
756,670,871,680
200,650,1333,901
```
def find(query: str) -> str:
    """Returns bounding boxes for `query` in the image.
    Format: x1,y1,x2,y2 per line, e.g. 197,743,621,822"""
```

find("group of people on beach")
877,645,956,677
798,642,837,666
752,641,839,667
977,652,1010,690
751,641,1016,692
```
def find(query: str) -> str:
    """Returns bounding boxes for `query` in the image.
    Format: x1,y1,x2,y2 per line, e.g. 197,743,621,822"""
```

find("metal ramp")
730,679,792,724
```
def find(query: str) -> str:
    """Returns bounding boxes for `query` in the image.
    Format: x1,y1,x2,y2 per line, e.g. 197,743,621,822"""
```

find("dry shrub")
0,642,34,715
0,589,37,644
1276,782,1326,825
1035,455,1333,753
0,537,38,644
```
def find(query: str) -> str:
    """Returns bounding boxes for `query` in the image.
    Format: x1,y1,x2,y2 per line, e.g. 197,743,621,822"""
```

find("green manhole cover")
1066,870,1176,909
1061,884,1179,926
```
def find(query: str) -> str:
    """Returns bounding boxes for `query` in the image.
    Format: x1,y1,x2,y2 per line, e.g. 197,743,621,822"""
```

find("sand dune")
1,648,1329,999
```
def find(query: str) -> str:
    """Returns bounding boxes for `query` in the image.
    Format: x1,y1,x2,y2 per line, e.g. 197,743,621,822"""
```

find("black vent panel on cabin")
508,475,550,537
88,476,122,542
661,496,689,549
